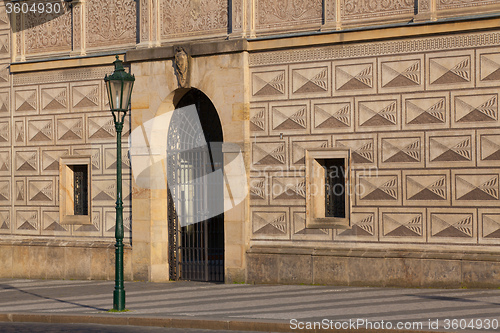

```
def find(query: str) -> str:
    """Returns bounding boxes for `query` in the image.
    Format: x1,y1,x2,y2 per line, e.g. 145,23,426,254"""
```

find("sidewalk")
0,279,499,333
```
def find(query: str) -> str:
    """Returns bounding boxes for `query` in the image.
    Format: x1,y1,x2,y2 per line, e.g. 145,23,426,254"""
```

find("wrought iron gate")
167,89,224,282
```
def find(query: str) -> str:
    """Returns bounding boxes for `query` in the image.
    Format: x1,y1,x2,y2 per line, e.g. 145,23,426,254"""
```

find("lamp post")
104,55,135,311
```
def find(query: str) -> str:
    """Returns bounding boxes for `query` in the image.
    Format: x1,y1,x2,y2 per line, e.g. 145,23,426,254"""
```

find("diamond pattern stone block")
478,51,500,86
380,57,423,92
251,207,289,240
15,208,39,234
335,208,377,240
56,116,84,144
270,173,306,206
453,92,498,127
0,63,9,86
403,170,450,206
335,62,374,94
357,97,400,131
72,84,100,110
252,141,286,169
356,171,401,206
479,209,500,243
427,131,475,168
250,105,267,135
72,146,102,172
15,89,37,113
0,178,10,205
312,99,353,133
334,134,377,167
0,120,10,146
104,208,131,238
250,176,267,204
381,208,425,241
41,149,69,174
28,118,54,145
27,178,55,205
453,170,500,206
271,103,308,134
92,178,116,206
0,33,9,58
478,131,500,167
0,209,10,233
15,149,38,174
104,146,131,174
252,69,286,99
0,90,9,115
428,52,474,90
42,209,68,233
428,209,476,244
87,115,116,141
403,94,448,130
290,139,329,167
41,86,68,112
291,64,330,98
14,120,25,146
0,149,9,175
14,178,25,205
380,134,424,169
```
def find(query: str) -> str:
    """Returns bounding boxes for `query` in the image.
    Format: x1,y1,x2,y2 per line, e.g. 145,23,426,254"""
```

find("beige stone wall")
0,241,132,280
249,28,500,254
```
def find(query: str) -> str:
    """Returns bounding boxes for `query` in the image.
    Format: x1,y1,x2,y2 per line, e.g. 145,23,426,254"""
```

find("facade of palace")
1,0,500,287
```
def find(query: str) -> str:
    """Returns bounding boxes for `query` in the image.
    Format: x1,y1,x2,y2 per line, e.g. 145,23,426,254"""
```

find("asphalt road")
0,323,271,333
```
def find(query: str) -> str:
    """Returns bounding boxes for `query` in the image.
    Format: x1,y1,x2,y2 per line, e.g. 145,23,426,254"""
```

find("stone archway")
167,88,224,282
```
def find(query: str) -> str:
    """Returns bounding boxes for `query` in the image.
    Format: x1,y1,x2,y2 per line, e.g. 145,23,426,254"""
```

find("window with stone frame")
305,148,351,229
59,156,92,225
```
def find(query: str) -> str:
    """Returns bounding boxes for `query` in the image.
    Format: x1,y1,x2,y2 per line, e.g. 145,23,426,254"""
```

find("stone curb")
0,312,444,333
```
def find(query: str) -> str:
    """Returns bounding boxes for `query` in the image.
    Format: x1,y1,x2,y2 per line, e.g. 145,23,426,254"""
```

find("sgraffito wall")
247,27,500,286
0,1,135,280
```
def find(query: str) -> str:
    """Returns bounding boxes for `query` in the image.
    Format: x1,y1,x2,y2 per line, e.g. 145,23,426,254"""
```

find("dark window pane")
73,165,88,215
324,158,345,218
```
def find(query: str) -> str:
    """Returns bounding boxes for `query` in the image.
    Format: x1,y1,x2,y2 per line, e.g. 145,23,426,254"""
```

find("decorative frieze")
86,0,136,48
256,0,322,31
159,0,227,39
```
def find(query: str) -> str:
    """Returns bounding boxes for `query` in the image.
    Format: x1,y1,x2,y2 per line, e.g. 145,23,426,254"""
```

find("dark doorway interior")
167,89,224,282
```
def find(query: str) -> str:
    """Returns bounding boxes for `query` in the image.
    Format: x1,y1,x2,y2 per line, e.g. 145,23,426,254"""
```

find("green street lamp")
104,55,135,311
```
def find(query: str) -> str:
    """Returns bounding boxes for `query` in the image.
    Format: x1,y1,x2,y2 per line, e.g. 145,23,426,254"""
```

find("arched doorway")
167,89,224,282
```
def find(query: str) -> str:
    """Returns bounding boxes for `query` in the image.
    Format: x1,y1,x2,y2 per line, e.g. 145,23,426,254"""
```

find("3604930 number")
6,2,62,15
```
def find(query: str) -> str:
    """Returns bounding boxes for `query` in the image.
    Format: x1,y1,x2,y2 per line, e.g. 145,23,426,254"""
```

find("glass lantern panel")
122,81,133,109
110,80,123,109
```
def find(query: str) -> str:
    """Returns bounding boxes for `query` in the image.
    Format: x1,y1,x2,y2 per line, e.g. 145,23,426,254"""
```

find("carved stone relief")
86,0,137,48
256,0,322,30
25,9,72,55
231,0,243,32
140,0,150,42
341,0,414,20
437,0,499,10
160,0,228,38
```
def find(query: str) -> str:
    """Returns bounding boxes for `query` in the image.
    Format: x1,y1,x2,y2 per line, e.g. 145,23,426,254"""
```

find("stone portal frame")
59,155,92,225
305,147,351,229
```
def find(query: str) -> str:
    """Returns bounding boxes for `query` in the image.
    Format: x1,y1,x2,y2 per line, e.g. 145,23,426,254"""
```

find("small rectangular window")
306,149,350,229
60,156,92,225
72,165,88,215
324,158,346,219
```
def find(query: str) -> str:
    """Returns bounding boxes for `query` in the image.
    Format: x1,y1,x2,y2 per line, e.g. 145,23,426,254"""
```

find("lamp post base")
113,289,126,311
